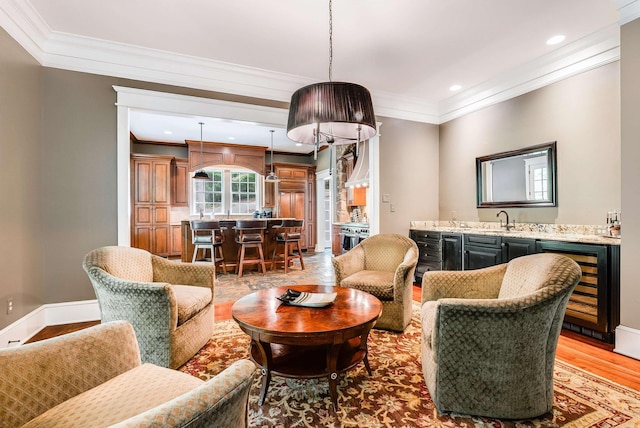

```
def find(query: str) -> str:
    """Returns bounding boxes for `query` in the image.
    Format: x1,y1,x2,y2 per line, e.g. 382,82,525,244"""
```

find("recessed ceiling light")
449,84,462,92
163,130,173,135
546,35,566,46
228,137,235,140
296,143,302,147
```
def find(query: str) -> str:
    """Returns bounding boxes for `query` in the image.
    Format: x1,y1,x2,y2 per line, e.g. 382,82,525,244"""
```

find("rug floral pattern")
180,303,640,427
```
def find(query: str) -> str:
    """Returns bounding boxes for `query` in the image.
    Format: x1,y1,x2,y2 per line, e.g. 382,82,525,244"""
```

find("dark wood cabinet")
410,231,462,283
442,233,463,271
464,234,503,270
332,224,342,256
502,237,536,262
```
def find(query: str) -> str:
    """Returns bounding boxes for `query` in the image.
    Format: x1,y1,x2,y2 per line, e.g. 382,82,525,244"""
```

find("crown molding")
0,1,624,125
439,24,620,123
618,0,640,25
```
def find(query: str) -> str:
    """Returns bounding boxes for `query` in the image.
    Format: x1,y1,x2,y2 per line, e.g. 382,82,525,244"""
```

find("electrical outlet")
390,203,396,212
382,193,390,203
7,298,13,315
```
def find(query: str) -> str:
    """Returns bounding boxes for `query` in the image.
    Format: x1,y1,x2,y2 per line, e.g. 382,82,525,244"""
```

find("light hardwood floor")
27,285,640,391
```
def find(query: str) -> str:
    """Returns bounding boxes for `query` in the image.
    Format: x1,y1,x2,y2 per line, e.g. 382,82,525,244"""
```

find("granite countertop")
410,221,621,246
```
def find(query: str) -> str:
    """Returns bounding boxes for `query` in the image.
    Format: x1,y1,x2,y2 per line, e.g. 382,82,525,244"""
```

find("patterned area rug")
180,303,640,427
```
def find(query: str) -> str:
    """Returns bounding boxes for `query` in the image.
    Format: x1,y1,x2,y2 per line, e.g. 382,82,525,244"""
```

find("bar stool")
190,220,227,274
271,219,305,274
233,219,267,278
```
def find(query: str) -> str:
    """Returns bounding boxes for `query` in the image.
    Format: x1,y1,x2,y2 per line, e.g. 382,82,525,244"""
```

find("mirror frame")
476,141,557,208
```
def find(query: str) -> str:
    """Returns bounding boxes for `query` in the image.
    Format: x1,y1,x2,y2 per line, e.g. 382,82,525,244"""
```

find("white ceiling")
1,0,633,153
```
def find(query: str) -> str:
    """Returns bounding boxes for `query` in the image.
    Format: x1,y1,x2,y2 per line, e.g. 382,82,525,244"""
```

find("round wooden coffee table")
231,285,382,408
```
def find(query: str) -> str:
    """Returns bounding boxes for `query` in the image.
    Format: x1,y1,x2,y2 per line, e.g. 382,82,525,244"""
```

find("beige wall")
378,117,440,234
0,28,44,328
439,62,620,226
620,18,640,330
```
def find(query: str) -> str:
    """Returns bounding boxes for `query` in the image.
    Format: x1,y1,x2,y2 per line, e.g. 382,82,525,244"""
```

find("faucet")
496,210,514,231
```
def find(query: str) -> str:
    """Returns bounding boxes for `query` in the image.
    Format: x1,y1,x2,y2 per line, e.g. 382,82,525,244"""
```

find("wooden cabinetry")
274,163,316,251
171,158,189,206
170,224,182,257
502,237,536,261
131,155,173,257
332,224,342,256
464,234,503,270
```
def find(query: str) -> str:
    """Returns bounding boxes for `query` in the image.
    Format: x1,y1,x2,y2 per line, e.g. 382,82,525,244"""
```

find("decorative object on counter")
351,207,361,223
607,210,621,237
286,0,376,160
193,122,209,180
264,129,281,183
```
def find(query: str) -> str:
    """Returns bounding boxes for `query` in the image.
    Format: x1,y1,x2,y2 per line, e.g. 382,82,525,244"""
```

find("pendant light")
286,0,376,160
193,122,209,180
265,129,281,182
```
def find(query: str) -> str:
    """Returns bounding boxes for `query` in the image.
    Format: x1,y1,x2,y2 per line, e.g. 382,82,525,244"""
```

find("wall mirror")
476,141,557,208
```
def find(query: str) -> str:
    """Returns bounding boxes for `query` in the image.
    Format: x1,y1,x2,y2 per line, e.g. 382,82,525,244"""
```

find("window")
192,168,260,215
193,170,223,215
231,171,258,214
525,156,548,201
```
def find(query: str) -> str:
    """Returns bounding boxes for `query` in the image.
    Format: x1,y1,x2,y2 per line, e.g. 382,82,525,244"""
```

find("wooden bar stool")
233,219,267,278
271,219,305,274
190,220,227,274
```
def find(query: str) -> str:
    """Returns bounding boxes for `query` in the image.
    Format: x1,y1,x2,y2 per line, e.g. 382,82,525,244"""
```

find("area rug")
180,303,640,427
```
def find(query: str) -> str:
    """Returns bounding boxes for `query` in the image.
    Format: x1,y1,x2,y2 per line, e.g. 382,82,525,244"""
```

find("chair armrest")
112,360,258,428
152,256,215,290
392,246,419,300
332,246,366,284
0,321,140,427
421,263,507,304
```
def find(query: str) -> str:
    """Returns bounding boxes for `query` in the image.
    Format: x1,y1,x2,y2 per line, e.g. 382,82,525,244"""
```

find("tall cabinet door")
279,190,307,248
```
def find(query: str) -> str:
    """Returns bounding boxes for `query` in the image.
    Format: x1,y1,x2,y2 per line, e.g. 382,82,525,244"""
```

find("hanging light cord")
328,0,333,82
270,130,275,173
199,122,204,170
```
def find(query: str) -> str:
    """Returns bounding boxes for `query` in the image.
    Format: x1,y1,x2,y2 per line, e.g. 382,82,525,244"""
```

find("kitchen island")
181,218,305,270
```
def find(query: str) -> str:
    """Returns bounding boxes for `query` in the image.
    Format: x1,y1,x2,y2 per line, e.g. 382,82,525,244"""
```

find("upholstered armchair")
332,233,418,332
420,253,582,419
83,246,215,369
0,321,257,428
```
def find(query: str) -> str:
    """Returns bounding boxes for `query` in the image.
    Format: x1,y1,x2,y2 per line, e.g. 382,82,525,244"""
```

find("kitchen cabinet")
332,224,342,256
464,234,503,270
171,158,189,206
170,224,182,257
264,179,275,208
274,163,316,251
409,231,461,283
502,237,536,262
131,155,173,256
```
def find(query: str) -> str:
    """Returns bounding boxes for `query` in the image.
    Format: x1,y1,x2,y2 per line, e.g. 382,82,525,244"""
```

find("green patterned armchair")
83,246,215,369
421,253,582,419
332,233,418,332
0,321,257,428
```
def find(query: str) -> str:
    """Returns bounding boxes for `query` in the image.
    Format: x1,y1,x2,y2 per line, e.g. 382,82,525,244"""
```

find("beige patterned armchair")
0,321,257,428
332,233,418,332
83,246,215,369
421,253,582,419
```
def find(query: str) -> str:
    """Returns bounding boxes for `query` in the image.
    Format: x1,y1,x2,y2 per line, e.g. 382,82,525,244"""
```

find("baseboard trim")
0,300,100,349
614,325,640,360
